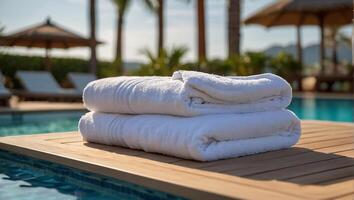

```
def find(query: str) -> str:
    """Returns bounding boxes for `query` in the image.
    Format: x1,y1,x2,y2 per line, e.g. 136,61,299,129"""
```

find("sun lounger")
0,72,11,106
67,72,97,93
14,71,81,102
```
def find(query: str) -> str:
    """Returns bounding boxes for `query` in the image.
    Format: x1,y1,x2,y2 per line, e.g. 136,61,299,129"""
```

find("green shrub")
224,52,268,76
269,52,302,77
243,52,269,74
130,46,190,76
0,50,304,89
201,59,235,75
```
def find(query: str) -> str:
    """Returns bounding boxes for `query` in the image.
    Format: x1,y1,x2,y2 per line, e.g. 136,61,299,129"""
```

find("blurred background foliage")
130,46,300,77
270,52,302,77
0,49,300,88
130,46,192,76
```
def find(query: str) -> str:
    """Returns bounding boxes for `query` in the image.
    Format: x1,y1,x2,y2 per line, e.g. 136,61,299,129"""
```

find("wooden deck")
0,120,353,199
0,100,85,114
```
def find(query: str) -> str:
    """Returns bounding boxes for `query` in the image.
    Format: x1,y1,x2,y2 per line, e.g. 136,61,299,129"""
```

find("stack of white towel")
79,70,301,161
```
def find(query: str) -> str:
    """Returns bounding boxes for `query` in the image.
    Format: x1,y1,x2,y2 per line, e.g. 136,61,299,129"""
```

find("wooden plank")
321,180,354,199
337,150,354,157
302,127,350,135
314,144,354,154
174,141,353,170
0,102,85,114
174,148,311,169
302,120,354,127
69,141,146,157
213,139,354,174
333,193,354,200
324,176,354,185
296,137,353,149
74,141,182,163
286,166,354,184
223,151,341,175
248,157,354,180
45,134,80,141
298,132,353,145
300,129,354,139
3,132,78,140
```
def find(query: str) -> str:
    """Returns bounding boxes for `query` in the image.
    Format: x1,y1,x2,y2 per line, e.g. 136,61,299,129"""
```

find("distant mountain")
264,42,352,66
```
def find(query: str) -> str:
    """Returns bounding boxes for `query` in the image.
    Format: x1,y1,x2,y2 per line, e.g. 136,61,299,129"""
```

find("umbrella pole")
319,15,325,75
296,25,302,67
197,0,207,64
44,48,51,70
89,0,97,75
332,30,338,73
352,14,354,76
351,12,354,93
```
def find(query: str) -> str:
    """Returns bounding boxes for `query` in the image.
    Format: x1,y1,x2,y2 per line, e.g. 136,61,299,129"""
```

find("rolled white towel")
83,71,292,116
79,110,301,161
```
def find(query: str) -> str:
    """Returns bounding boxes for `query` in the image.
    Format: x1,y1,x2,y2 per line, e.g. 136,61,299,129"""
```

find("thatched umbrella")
244,0,352,74
0,18,101,69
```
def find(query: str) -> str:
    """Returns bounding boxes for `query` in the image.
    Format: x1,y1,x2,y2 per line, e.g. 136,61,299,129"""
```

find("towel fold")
79,109,301,161
83,71,292,116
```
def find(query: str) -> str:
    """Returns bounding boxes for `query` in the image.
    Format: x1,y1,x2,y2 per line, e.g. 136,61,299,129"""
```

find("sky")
0,0,351,62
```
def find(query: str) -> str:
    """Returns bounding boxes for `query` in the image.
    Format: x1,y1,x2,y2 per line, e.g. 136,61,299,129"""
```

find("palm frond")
139,48,156,63
337,32,351,47
167,46,188,68
111,0,131,13
142,0,156,12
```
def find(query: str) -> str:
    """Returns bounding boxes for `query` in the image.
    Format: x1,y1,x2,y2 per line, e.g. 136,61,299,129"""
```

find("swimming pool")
0,111,85,137
0,97,353,137
0,150,184,200
289,97,353,122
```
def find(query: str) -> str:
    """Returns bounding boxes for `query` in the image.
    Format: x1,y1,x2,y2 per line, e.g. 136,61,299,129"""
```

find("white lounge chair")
14,71,81,102
67,72,97,93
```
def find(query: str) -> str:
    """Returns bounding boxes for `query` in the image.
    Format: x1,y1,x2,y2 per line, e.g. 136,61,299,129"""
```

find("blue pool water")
289,97,353,122
0,150,185,200
0,111,85,136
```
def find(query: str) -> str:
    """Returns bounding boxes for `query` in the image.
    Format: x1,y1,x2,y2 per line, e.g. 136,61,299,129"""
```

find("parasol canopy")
244,0,353,74
0,18,101,69
244,0,352,27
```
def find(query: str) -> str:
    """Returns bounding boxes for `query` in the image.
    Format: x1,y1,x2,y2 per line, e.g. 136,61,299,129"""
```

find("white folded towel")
79,110,301,161
83,71,292,116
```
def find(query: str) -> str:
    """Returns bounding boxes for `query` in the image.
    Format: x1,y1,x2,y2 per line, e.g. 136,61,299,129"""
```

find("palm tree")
143,0,164,57
227,0,241,57
0,22,5,35
89,0,97,75
325,27,338,71
112,0,131,73
196,0,206,63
